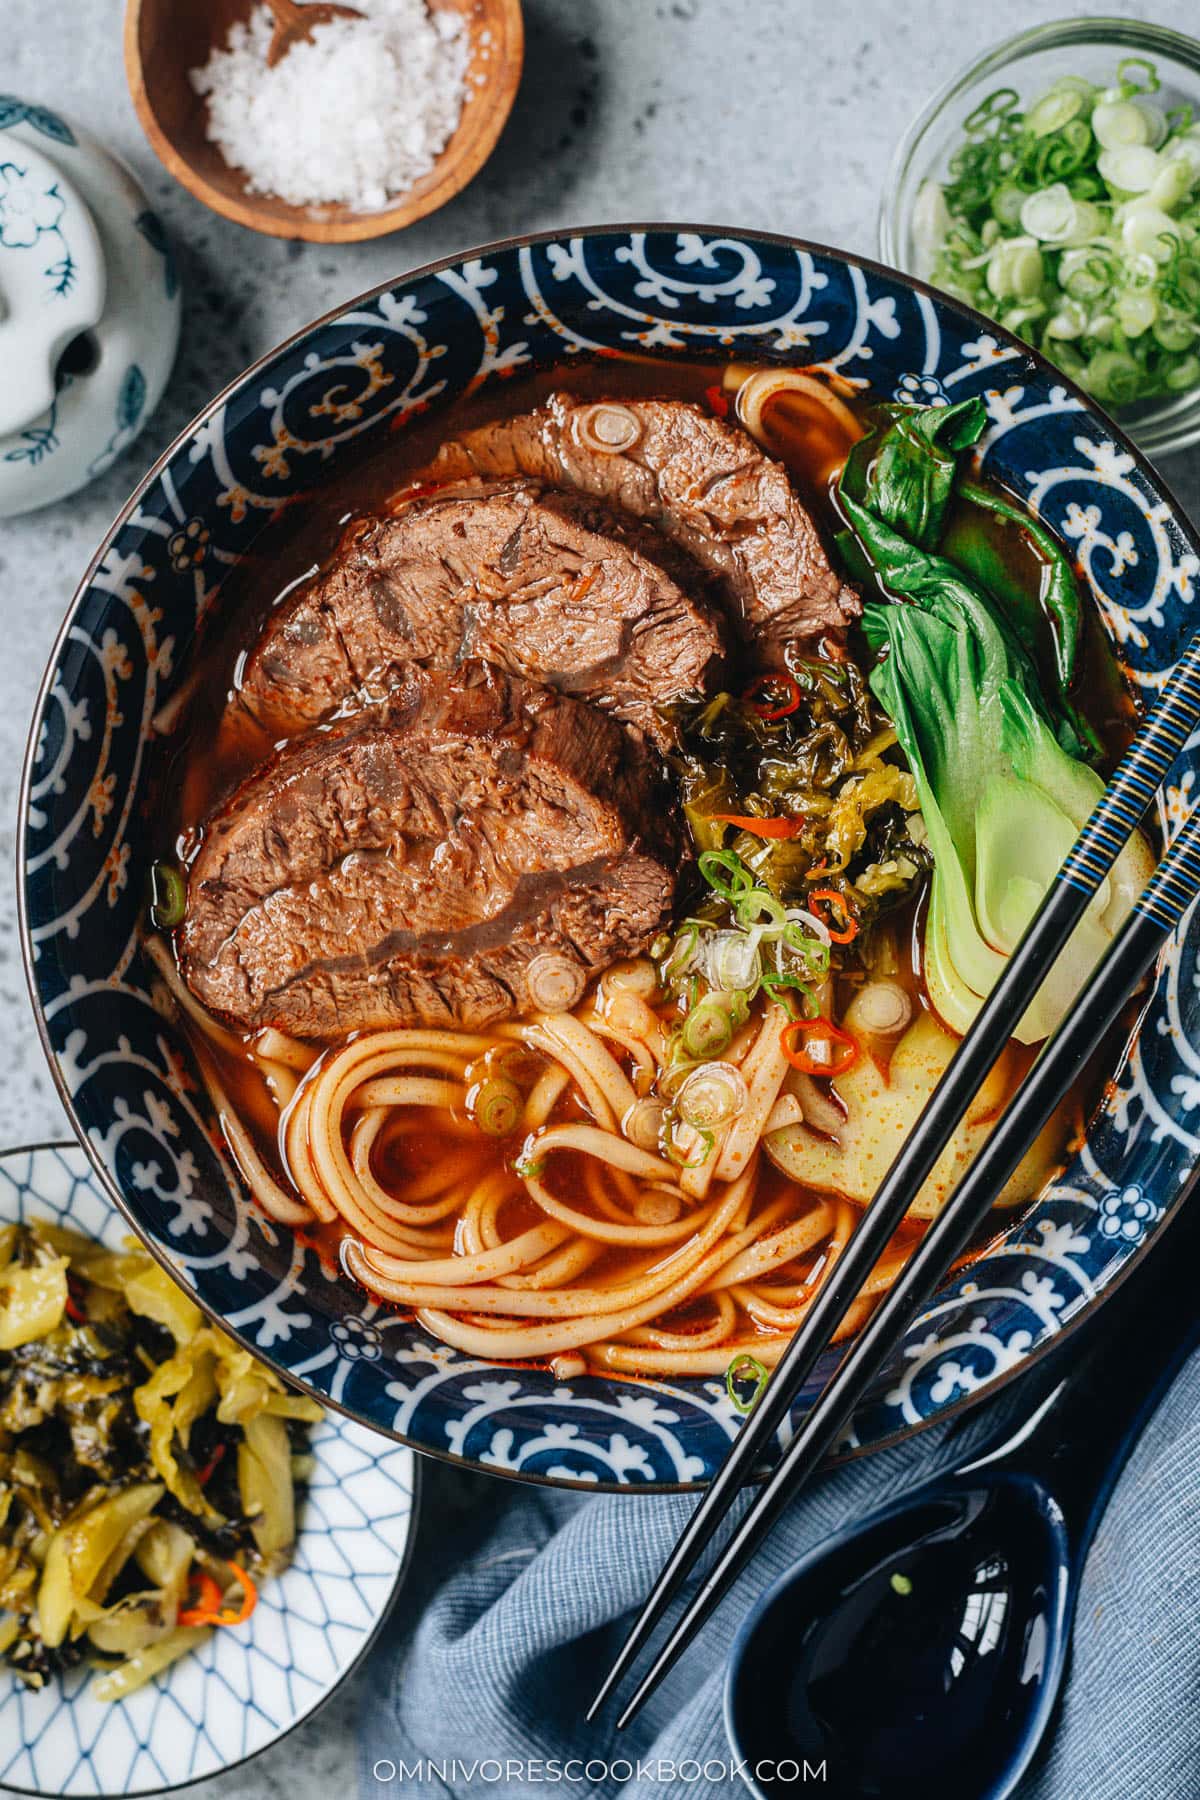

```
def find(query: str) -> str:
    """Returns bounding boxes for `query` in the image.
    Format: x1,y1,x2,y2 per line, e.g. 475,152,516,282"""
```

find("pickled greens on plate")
0,1220,321,1697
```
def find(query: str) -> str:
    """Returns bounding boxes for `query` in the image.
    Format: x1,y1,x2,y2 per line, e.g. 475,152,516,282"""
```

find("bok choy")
839,403,1153,1043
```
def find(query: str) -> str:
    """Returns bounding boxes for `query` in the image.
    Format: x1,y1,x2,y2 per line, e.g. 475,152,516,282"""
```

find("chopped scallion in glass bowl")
882,20,1200,456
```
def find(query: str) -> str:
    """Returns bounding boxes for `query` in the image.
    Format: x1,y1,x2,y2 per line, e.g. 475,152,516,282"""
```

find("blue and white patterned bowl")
18,226,1200,1491
0,1144,417,1797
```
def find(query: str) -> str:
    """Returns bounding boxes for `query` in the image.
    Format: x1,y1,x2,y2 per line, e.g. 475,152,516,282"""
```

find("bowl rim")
122,0,525,243
0,1138,423,1799
878,13,1200,459
18,219,1200,1491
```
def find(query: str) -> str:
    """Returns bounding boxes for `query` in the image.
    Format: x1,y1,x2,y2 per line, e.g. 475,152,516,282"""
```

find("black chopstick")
614,796,1200,1723
589,629,1200,1725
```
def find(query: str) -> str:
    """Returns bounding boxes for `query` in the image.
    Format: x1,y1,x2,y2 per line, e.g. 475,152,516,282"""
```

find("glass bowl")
880,16,1200,460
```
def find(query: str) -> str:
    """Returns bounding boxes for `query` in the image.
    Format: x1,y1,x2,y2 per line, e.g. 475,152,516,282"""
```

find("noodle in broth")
147,357,1138,1384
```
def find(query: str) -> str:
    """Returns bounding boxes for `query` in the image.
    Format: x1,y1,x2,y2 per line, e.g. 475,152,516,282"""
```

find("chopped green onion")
663,923,700,982
990,182,1026,228
697,849,755,901
986,239,1044,301
1059,247,1113,300
783,920,831,972
922,57,1200,407
1065,199,1106,242
623,1098,666,1151
1085,348,1144,405
725,1354,769,1415
149,861,187,929
1166,353,1200,390
675,1063,748,1131
1117,57,1160,96
733,888,788,933
1115,288,1158,336
1054,75,1096,100
1154,313,1196,351
1166,134,1200,183
1150,157,1195,212
1020,183,1078,241
1026,88,1083,138
1045,297,1088,340
707,930,762,995
662,1119,714,1169
1093,98,1152,148
469,1076,522,1137
680,997,736,1060
1119,201,1178,262
890,1571,914,1597
513,1154,547,1179
1098,144,1161,192
761,970,819,1019
964,88,1019,135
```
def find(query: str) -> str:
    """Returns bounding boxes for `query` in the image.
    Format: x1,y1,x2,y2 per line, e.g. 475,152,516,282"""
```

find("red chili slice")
780,1016,860,1076
743,675,802,720
711,813,805,839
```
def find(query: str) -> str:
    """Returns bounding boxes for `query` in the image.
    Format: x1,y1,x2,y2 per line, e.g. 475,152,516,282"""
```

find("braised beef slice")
427,392,860,662
236,480,728,750
179,663,680,1036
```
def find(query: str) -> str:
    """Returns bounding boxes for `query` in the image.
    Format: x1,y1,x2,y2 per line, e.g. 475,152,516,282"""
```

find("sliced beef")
427,392,860,662
236,480,727,751
179,662,680,1037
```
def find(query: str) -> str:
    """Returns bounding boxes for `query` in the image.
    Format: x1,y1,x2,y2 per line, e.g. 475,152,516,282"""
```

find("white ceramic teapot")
0,97,181,517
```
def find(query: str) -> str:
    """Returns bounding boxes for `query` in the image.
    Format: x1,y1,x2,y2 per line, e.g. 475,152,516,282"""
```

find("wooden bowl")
124,0,523,243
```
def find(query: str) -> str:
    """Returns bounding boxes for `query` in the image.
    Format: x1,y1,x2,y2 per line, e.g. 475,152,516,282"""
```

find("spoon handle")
963,1193,1200,1542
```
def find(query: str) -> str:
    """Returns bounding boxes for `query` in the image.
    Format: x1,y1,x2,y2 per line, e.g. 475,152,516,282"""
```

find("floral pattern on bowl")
0,1144,417,1798
18,227,1200,1489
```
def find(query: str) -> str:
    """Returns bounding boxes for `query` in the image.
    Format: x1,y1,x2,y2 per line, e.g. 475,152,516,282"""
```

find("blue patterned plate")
0,1144,417,1798
18,227,1200,1489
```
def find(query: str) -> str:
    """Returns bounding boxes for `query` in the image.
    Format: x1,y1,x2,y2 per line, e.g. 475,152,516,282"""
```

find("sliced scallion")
761,969,818,1018
469,1076,522,1137
733,887,788,933
149,861,187,929
1092,98,1151,149
922,56,1200,407
697,848,755,900
707,930,762,996
1026,88,1083,139
680,998,736,1060
1019,183,1078,241
675,1062,748,1131
1098,144,1161,192
662,1118,715,1170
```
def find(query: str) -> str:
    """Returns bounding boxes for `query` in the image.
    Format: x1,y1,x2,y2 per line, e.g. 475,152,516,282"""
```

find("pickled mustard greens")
838,401,1154,1043
917,58,1200,405
0,1221,321,1696
668,663,931,922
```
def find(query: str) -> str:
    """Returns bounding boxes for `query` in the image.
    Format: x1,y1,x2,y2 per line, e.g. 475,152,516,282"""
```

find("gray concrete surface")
3,2,1198,1794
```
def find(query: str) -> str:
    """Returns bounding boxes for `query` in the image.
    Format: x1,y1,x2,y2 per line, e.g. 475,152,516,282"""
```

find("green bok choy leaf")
839,438,1151,1044
841,394,991,552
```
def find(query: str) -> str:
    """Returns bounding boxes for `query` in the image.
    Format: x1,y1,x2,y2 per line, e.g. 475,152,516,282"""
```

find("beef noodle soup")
145,358,1150,1385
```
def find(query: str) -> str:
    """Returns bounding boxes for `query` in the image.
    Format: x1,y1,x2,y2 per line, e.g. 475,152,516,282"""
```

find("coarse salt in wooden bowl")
124,0,523,243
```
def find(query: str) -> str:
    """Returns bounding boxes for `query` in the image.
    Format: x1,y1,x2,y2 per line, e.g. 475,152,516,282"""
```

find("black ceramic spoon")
723,1204,1199,1800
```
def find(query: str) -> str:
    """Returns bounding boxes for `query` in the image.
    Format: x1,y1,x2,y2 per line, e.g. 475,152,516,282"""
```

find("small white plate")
0,1143,417,1797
